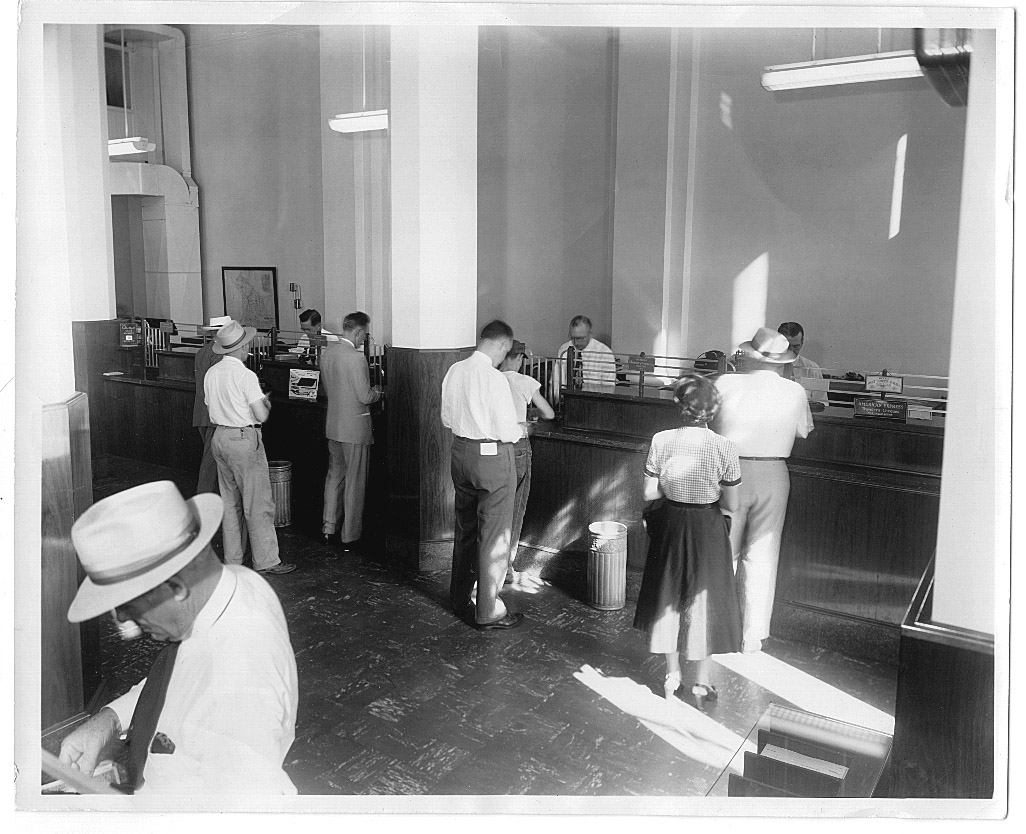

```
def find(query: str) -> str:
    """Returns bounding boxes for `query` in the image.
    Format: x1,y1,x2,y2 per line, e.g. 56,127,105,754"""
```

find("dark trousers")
195,425,220,496
508,437,532,576
449,437,516,621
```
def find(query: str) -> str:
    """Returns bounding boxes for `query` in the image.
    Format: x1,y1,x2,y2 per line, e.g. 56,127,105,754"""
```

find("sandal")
664,671,682,700
691,683,718,710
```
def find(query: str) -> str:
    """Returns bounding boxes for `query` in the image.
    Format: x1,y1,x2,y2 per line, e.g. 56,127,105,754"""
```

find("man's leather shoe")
257,562,297,575
475,612,524,631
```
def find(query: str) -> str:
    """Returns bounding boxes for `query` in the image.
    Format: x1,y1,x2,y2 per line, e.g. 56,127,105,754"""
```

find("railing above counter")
121,318,386,388
523,346,949,422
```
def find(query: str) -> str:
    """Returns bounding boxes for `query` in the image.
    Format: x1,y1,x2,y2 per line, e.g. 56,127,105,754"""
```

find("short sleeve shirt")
204,356,265,427
645,426,741,504
502,370,541,424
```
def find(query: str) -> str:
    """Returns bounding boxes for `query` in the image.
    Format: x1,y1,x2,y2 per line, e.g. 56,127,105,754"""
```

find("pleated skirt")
632,501,742,659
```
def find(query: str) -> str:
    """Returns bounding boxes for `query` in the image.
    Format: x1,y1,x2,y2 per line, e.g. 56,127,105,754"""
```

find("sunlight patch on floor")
713,651,895,735
573,664,752,774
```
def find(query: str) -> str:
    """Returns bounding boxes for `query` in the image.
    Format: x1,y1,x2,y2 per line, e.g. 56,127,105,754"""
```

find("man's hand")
58,707,121,776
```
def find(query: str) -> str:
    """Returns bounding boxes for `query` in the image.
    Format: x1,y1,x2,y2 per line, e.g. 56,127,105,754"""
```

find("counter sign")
854,396,907,421
865,374,903,394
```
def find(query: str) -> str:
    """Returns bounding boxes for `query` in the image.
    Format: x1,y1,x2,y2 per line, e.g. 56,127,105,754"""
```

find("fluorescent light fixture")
328,109,389,134
761,50,923,92
107,137,156,156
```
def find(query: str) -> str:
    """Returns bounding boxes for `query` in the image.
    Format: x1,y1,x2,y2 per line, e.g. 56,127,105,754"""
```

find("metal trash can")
587,521,628,610
268,461,292,527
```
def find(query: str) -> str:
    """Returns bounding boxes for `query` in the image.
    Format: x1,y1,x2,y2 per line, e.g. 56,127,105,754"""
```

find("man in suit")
320,311,383,551
191,315,230,495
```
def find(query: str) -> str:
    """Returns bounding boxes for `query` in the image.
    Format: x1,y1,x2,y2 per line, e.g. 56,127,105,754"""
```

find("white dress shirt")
555,337,617,386
712,370,814,458
204,356,265,427
441,351,522,444
788,354,828,403
107,566,299,795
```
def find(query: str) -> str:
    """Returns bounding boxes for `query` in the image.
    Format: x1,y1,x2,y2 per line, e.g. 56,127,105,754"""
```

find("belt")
215,424,262,429
666,500,717,509
453,435,509,444
740,455,785,461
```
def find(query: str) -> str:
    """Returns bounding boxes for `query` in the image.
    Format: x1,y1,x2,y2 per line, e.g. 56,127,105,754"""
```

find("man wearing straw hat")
204,319,296,575
712,326,814,653
58,481,299,795
191,315,231,495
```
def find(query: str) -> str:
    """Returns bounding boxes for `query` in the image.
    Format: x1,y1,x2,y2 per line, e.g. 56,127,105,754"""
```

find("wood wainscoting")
41,392,101,730
879,561,995,798
385,346,473,571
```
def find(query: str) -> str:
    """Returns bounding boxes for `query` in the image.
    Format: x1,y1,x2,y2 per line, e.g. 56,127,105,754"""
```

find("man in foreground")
59,480,299,795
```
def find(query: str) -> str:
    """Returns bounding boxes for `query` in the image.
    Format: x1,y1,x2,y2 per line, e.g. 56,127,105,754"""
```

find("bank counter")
520,379,943,662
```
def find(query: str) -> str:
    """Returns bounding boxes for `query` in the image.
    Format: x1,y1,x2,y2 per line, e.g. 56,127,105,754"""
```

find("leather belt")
454,436,507,444
215,424,262,429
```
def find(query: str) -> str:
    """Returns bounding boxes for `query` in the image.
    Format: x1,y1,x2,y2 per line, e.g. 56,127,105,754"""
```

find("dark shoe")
475,612,524,631
691,683,718,710
258,563,297,575
339,540,357,554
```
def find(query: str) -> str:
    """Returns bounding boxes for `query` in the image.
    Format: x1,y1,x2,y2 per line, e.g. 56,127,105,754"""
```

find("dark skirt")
632,500,742,660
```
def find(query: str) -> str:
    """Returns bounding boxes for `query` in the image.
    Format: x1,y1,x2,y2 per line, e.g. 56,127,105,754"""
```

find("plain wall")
181,25,325,331
478,27,619,356
685,28,966,377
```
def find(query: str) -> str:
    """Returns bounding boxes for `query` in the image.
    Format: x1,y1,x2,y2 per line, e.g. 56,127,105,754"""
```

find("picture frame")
221,266,279,330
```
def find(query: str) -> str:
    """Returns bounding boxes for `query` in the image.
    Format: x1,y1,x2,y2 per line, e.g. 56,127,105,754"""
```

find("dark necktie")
573,356,584,388
126,641,180,792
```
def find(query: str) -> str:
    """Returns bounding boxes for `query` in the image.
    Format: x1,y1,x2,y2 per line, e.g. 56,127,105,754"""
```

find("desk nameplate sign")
865,374,903,394
854,396,908,421
626,354,656,373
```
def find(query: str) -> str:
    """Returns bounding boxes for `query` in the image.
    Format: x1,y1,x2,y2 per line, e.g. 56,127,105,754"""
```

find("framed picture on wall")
222,266,279,330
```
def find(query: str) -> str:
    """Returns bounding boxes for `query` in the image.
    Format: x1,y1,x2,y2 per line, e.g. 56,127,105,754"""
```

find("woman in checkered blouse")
632,371,744,710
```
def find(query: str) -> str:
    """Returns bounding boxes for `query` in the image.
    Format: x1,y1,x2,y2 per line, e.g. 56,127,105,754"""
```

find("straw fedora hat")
738,326,797,365
67,481,223,623
200,314,232,331
212,319,258,354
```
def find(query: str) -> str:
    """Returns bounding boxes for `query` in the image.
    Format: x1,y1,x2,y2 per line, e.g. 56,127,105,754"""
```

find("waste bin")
268,461,292,527
587,521,628,610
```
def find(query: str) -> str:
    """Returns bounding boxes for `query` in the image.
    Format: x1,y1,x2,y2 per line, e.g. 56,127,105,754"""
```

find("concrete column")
932,28,1012,636
389,26,478,349
386,26,479,569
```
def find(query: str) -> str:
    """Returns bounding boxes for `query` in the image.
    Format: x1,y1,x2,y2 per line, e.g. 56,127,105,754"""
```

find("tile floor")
92,457,898,798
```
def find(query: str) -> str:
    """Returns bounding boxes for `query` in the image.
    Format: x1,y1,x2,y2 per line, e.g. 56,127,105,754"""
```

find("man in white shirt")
205,319,296,575
712,327,814,653
441,320,525,630
555,315,617,390
59,480,299,796
778,321,827,404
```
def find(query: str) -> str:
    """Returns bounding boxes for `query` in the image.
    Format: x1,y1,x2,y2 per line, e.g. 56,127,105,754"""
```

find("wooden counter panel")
779,466,940,624
523,431,650,568
792,415,943,476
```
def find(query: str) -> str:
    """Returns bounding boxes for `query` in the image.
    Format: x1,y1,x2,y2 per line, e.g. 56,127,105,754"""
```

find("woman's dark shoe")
691,683,718,710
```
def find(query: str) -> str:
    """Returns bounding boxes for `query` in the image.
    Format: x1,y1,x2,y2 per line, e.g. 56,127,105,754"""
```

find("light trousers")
507,437,532,576
322,440,370,542
449,437,516,622
728,458,791,651
211,426,281,570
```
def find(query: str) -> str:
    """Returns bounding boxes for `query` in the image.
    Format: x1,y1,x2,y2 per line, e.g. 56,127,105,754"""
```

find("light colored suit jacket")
320,338,381,445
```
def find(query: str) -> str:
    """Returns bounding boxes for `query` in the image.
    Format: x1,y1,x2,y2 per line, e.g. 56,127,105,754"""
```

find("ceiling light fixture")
329,27,389,134
108,27,155,157
761,49,924,91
